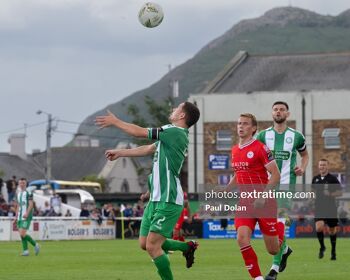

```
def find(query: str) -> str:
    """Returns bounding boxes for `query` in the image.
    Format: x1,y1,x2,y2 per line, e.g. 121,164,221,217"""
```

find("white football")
138,2,164,28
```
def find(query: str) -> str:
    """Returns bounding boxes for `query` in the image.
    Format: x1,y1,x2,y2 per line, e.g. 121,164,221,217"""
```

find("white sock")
283,245,289,254
271,264,279,273
255,276,264,280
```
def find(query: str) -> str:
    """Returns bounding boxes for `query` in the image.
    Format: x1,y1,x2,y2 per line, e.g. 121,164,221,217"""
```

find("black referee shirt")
311,173,341,218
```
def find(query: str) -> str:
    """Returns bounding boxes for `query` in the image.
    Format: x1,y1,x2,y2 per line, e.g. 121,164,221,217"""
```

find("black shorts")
315,218,339,228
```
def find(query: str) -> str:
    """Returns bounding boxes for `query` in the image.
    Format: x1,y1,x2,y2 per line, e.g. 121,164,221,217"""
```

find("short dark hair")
183,102,200,128
319,158,329,163
272,101,289,111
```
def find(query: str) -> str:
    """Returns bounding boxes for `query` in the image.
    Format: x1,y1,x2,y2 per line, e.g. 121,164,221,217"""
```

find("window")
121,179,130,193
322,128,340,149
216,130,232,151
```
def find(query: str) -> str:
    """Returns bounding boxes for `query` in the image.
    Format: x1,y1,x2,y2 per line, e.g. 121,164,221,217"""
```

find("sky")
0,0,349,153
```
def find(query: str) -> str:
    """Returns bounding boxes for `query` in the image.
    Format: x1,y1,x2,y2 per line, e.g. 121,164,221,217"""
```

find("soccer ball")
138,2,164,28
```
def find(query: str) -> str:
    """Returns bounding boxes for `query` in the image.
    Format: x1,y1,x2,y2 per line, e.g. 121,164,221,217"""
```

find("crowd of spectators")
0,176,145,224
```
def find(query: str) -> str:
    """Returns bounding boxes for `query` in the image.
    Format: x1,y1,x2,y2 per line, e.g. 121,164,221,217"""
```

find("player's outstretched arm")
105,144,156,161
95,110,148,138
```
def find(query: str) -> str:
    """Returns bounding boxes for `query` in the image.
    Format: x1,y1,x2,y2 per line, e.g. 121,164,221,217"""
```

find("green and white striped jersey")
16,190,34,221
147,124,189,205
256,127,306,184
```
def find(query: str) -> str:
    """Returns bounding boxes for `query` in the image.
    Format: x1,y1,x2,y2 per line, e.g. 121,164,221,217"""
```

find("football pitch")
1,238,349,280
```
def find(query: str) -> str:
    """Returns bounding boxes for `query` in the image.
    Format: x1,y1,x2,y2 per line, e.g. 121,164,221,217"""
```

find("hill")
75,6,350,148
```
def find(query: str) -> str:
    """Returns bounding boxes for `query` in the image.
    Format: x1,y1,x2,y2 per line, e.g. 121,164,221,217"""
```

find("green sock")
21,237,28,251
153,254,173,280
25,235,36,247
162,239,189,253
273,239,287,265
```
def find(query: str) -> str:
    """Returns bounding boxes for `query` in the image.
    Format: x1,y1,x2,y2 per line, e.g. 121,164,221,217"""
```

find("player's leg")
261,219,287,280
18,226,29,256
157,203,198,268
327,219,339,260
139,202,152,251
315,219,326,258
236,219,263,280
146,232,173,280
22,219,40,255
268,197,293,274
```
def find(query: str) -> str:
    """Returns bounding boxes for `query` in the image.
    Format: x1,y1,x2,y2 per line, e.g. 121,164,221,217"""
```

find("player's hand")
23,213,28,219
105,149,120,161
140,192,150,202
95,110,118,128
294,166,304,176
254,198,266,209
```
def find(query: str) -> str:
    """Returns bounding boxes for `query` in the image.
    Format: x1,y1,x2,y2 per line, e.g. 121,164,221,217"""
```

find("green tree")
127,95,174,145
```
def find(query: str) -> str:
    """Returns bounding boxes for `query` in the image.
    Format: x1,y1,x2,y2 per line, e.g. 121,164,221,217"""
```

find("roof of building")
32,147,108,181
0,153,45,181
204,51,350,93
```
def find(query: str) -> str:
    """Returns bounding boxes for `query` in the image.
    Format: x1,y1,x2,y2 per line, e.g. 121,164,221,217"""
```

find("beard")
273,116,286,124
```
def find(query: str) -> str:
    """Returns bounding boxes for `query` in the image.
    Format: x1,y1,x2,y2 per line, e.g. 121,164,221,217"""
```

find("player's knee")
139,238,147,250
315,225,323,232
146,243,157,255
139,242,147,250
267,247,279,255
237,235,250,247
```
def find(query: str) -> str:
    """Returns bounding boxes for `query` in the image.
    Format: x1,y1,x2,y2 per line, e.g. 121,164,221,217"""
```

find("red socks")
240,244,262,278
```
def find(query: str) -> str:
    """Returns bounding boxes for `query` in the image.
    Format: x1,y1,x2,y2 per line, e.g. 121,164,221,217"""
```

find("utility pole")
37,110,53,183
46,113,52,183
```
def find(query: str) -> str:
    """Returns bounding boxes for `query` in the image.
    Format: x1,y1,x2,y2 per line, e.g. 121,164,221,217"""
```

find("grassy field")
0,238,349,280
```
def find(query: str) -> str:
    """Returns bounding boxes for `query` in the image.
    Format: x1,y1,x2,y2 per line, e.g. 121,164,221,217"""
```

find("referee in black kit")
312,159,342,260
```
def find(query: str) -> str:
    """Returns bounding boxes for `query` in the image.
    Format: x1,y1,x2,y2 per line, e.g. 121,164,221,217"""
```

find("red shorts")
235,218,278,236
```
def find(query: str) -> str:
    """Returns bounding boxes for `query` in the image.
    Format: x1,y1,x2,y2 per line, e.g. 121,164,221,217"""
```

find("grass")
0,238,349,280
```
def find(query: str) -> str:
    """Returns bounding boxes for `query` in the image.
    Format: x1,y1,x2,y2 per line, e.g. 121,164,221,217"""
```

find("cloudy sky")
0,0,349,153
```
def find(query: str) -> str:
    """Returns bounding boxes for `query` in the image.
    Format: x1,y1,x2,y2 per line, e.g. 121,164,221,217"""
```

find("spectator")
80,204,90,217
42,201,51,216
65,209,72,217
91,208,103,225
50,192,62,215
6,175,17,203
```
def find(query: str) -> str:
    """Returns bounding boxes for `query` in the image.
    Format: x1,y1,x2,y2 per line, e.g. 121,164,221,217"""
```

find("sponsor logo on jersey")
286,137,293,144
273,150,291,160
247,151,254,158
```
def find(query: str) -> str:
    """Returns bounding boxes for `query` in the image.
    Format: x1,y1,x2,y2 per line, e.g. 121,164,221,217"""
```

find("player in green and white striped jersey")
14,178,40,256
257,101,309,280
96,102,200,280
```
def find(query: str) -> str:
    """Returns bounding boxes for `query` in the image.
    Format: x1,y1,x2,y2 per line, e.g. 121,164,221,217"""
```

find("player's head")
169,102,200,128
272,101,290,124
18,178,27,190
318,158,329,175
237,113,257,138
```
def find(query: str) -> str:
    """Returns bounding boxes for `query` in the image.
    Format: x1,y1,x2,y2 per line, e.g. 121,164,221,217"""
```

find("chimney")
8,133,27,160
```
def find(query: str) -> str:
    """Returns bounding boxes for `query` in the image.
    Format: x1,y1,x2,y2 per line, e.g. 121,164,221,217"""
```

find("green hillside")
76,7,350,148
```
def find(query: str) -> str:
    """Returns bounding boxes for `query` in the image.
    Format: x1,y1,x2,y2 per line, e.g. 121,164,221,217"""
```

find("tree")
127,95,174,145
